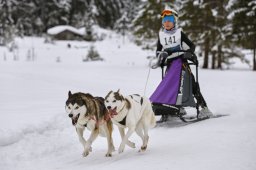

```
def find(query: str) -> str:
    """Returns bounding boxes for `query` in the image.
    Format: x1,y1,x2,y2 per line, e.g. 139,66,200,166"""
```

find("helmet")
161,8,178,26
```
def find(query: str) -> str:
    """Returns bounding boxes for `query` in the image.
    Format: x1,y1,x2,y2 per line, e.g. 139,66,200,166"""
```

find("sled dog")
65,91,115,157
104,90,156,153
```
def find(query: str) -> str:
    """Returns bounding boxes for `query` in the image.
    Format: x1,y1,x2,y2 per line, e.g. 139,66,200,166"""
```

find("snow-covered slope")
0,33,256,170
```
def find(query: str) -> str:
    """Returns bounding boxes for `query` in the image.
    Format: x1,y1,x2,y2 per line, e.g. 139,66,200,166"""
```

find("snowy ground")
0,33,256,170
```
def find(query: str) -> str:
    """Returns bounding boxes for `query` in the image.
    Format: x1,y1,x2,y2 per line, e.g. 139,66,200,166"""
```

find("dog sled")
150,50,209,123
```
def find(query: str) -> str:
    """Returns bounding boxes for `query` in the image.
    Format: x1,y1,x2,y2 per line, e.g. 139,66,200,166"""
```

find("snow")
0,32,256,170
47,25,84,36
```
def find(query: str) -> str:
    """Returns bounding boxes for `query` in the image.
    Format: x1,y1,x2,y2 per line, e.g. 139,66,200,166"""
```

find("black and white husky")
65,91,115,157
104,90,156,153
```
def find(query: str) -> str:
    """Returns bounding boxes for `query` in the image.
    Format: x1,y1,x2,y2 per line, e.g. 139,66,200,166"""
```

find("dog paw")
82,150,90,157
139,145,147,152
118,143,125,153
83,143,92,152
118,147,124,154
105,153,112,157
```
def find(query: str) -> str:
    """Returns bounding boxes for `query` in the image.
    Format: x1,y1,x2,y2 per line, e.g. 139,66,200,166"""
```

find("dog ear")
117,89,120,94
105,90,113,100
68,91,72,97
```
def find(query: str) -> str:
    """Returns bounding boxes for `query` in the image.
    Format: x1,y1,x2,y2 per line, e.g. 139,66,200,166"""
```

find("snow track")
1,36,256,170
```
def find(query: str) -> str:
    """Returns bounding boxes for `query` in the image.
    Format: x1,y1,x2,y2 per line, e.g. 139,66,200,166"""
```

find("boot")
180,107,187,116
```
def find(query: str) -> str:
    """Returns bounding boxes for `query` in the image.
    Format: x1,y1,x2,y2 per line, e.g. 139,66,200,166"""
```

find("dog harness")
118,116,127,126
129,94,144,105
116,95,144,126
115,103,127,126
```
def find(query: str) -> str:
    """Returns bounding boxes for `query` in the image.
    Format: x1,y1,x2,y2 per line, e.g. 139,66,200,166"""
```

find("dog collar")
117,101,128,113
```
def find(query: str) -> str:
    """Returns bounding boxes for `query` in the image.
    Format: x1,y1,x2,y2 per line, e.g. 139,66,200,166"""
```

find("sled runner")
150,50,207,123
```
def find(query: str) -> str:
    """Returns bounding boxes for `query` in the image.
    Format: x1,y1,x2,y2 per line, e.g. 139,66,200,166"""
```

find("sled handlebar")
164,49,198,66
168,49,195,55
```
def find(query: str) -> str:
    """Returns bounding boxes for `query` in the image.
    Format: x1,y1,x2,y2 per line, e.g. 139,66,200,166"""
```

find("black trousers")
190,72,207,108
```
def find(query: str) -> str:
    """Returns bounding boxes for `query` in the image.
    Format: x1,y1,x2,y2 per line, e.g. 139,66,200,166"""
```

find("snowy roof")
47,25,84,36
78,25,111,35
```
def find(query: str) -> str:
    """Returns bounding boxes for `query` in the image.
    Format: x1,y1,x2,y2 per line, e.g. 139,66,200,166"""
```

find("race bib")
159,28,182,50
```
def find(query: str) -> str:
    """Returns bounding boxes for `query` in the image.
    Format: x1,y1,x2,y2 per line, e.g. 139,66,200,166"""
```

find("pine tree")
69,0,87,27
180,0,235,69
114,0,141,33
12,0,37,35
132,0,162,47
209,0,231,69
0,0,16,45
180,0,215,69
231,0,256,71
45,0,70,30
124,0,142,23
94,0,124,29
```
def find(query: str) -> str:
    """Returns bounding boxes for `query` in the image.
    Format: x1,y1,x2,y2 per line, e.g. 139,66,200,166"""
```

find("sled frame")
153,50,201,123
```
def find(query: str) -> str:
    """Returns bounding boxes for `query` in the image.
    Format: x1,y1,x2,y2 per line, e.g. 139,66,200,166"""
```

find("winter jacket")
156,28,195,60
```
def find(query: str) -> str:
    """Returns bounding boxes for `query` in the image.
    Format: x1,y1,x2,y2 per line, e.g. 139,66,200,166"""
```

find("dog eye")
75,106,79,110
113,100,116,103
106,100,109,103
68,106,71,109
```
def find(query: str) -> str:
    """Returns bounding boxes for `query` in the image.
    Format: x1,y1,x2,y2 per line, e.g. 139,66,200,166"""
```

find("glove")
164,49,172,56
149,51,162,69
183,50,198,65
156,51,161,58
156,51,168,67
183,51,192,60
